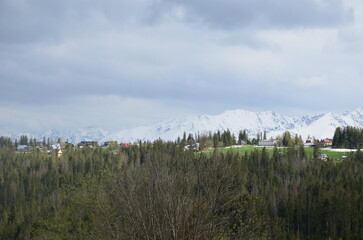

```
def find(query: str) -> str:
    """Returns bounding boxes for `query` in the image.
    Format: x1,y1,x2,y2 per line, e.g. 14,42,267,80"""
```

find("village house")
49,143,62,157
50,143,61,151
54,148,62,157
184,143,200,152
321,138,333,148
304,137,314,147
258,139,277,147
77,141,98,148
120,143,132,148
102,141,118,148
191,143,200,152
58,148,62,157
35,146,47,153
17,145,29,153
34,141,47,152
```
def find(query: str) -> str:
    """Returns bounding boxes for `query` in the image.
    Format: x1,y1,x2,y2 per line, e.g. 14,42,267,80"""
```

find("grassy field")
202,145,353,160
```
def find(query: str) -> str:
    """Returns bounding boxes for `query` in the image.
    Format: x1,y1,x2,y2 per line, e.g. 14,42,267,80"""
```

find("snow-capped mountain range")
6,126,110,144
7,107,363,144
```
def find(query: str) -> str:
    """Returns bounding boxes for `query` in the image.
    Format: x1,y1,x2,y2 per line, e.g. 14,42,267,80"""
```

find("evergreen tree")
187,133,195,145
313,144,321,159
238,130,243,144
180,132,187,147
332,126,363,149
0,136,12,148
282,131,292,147
19,135,28,145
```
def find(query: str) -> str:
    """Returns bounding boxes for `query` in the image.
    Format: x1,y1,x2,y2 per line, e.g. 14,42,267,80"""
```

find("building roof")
50,143,61,150
17,145,28,150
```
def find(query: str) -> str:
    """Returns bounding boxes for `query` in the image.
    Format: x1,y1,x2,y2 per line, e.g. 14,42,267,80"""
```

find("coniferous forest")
332,127,363,149
0,139,362,239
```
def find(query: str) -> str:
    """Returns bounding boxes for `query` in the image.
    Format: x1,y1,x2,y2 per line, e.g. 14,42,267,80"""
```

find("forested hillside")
0,141,362,239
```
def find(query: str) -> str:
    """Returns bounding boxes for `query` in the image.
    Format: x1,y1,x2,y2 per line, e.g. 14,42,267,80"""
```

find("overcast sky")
1,0,362,134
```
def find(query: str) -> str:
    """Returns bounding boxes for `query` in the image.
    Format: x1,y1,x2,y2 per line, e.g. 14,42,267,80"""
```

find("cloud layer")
151,0,353,29
0,0,362,134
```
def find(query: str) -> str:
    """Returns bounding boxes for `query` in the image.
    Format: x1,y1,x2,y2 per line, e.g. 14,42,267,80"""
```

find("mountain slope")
8,126,109,144
7,108,363,143
103,107,363,143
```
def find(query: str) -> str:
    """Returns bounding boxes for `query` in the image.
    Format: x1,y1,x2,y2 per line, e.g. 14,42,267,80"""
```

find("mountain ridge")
6,107,363,144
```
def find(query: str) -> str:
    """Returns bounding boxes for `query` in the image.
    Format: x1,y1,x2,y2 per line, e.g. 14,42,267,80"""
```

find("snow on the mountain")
297,113,344,140
102,107,363,143
7,126,109,144
6,107,363,143
40,126,109,144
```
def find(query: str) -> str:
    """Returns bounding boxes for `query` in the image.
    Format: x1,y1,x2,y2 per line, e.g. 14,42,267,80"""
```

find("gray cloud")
150,0,353,29
0,0,152,44
0,0,353,45
0,0,362,134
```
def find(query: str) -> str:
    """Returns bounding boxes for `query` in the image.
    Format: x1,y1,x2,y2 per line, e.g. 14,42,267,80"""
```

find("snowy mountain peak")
103,108,363,143
6,107,363,144
352,107,363,116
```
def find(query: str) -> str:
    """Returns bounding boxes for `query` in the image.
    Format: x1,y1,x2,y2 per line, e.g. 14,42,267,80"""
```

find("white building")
258,139,277,147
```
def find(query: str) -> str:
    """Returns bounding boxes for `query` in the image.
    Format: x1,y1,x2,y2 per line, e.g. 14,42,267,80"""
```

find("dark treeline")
178,129,303,150
177,130,244,149
333,126,363,149
0,136,13,149
0,141,362,239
